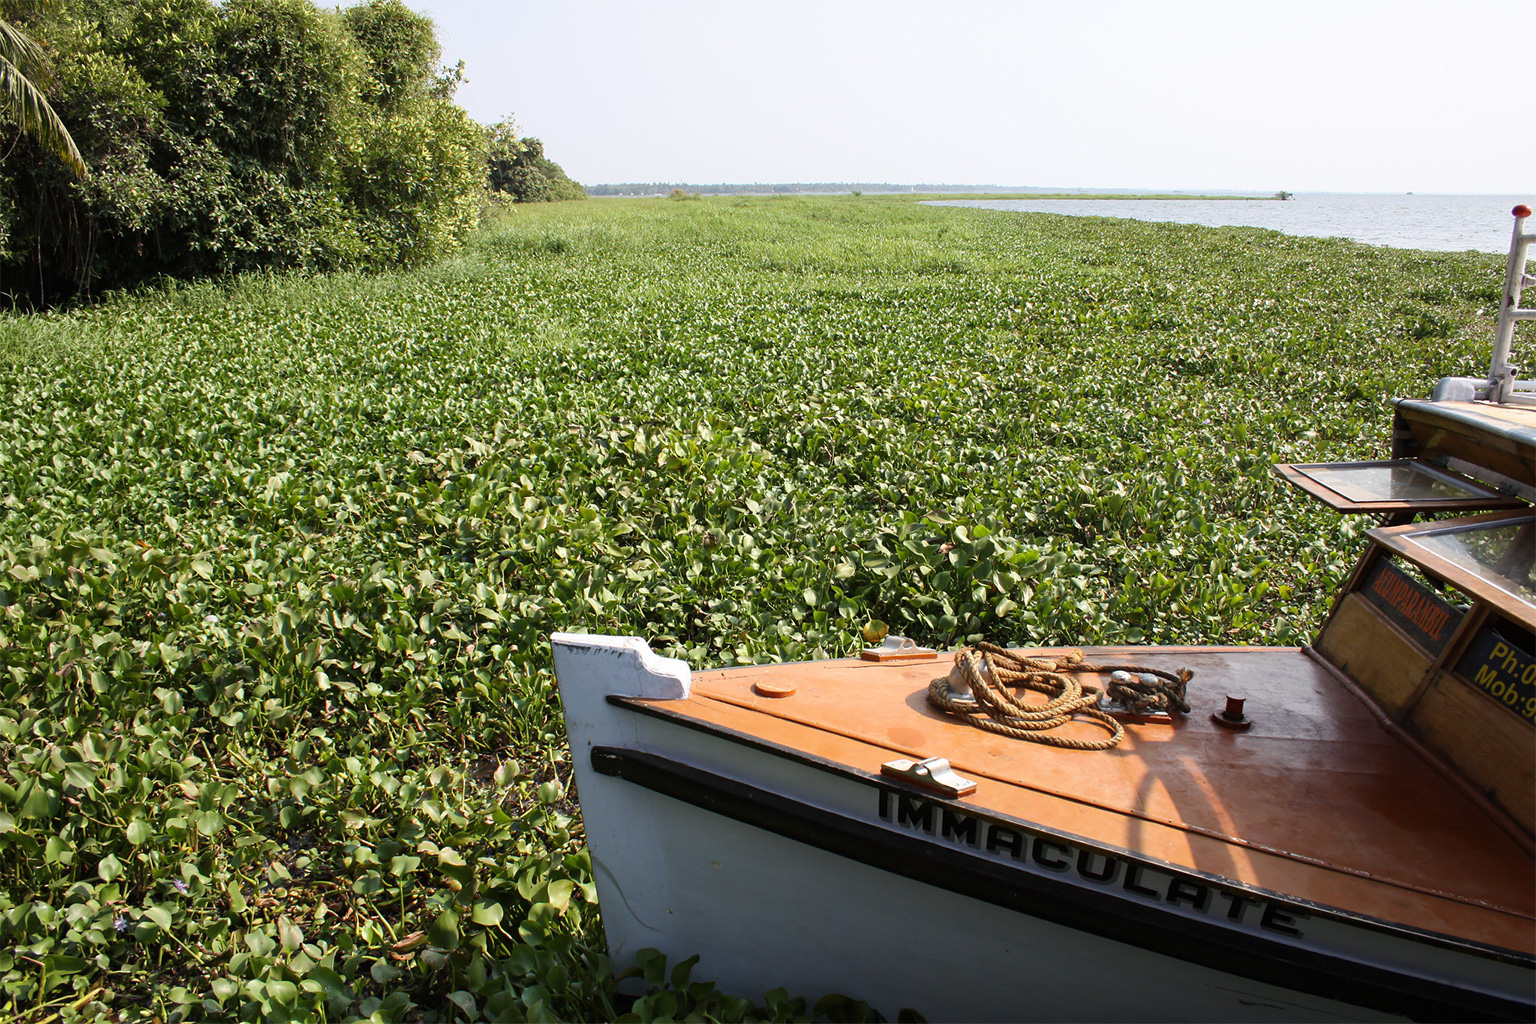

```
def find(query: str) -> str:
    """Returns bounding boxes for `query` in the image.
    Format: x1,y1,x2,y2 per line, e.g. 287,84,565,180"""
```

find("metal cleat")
880,756,978,797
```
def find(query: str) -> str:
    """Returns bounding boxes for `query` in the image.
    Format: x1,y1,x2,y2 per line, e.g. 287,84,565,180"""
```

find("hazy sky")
422,0,1534,193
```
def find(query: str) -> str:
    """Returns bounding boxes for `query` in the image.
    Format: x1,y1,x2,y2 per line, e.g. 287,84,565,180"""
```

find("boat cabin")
1274,219,1536,840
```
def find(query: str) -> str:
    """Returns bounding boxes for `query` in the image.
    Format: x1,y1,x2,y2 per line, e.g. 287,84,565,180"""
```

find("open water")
926,193,1533,254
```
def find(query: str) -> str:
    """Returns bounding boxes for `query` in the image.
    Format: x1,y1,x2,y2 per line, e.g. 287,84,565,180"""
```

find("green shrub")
486,120,586,203
0,0,483,306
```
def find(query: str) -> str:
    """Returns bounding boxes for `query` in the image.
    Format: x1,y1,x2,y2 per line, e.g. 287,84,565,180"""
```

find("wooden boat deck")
658,646,1535,955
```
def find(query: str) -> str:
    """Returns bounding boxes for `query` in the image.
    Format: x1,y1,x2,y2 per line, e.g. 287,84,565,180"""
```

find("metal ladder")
1485,203,1535,405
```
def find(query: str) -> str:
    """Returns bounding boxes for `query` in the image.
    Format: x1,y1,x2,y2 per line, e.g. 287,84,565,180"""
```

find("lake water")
925,193,1532,254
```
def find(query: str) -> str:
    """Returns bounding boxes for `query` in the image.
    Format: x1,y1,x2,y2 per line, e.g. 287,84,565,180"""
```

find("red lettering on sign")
1370,564,1450,640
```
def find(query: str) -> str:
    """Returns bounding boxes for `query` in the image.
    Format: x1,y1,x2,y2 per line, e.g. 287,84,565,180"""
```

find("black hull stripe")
609,692,1534,965
591,746,1534,1023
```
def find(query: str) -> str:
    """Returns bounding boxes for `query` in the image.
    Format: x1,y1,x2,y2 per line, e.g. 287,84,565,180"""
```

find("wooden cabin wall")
1316,552,1535,839
1409,678,1536,835
1317,593,1433,717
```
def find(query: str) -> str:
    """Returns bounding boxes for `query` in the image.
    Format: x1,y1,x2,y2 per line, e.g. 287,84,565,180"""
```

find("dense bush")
0,0,484,307
485,120,586,204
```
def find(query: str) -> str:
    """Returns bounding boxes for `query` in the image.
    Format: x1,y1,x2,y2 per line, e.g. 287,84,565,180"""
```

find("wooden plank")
1409,675,1536,835
1315,592,1432,718
1402,604,1491,726
1313,542,1381,643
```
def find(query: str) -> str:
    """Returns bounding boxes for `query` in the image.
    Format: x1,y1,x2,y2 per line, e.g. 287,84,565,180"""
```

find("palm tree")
0,14,86,178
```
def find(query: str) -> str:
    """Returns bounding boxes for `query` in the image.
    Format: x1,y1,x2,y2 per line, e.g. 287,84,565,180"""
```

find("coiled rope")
927,641,1192,751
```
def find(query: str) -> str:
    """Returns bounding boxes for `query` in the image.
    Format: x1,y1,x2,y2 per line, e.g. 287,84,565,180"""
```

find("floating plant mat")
0,195,1507,1021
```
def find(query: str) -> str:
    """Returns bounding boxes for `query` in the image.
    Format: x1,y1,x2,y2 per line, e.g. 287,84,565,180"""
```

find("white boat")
552,208,1536,1022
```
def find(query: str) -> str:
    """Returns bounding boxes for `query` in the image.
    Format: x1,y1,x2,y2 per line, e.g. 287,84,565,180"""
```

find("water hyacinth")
0,195,1505,1021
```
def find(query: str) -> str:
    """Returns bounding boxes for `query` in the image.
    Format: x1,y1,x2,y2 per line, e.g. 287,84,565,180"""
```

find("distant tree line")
0,0,582,308
584,182,1036,196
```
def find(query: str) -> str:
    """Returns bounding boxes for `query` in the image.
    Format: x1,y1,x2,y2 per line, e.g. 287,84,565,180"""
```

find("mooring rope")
927,641,1192,751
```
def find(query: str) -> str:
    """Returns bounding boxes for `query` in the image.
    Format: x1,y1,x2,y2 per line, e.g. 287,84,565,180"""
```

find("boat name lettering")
1361,558,1459,652
878,789,1306,937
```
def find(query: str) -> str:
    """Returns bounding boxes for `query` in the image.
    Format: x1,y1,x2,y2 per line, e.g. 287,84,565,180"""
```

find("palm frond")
0,17,48,83
0,53,86,177
0,17,86,178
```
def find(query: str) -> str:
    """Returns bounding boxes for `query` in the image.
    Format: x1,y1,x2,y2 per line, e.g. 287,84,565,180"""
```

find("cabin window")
1396,515,1536,605
1297,461,1478,503
1274,459,1524,515
1369,511,1536,627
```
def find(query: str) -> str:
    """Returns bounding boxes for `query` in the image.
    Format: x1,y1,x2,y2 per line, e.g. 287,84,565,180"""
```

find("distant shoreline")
896,192,1280,202
585,182,1283,200
928,192,1529,254
590,190,1281,202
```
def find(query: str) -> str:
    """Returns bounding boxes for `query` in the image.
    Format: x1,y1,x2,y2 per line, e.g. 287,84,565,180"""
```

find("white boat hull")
554,634,1535,1023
